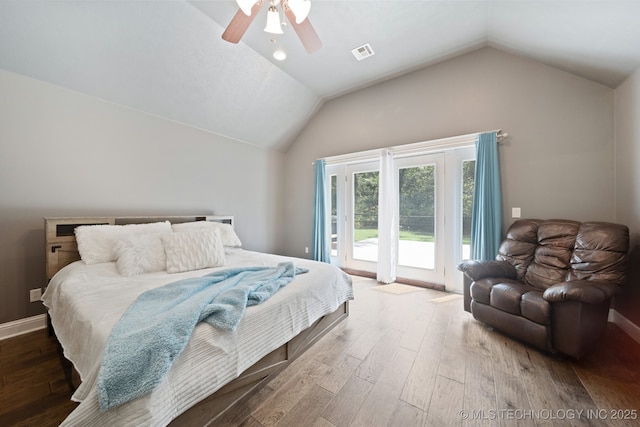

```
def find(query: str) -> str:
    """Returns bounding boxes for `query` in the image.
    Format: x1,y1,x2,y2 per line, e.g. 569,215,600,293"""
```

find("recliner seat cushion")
520,291,550,325
471,279,551,325
470,277,521,305
490,282,534,315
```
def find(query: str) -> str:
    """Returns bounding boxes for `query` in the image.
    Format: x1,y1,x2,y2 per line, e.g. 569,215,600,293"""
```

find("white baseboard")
609,309,640,345
0,314,47,341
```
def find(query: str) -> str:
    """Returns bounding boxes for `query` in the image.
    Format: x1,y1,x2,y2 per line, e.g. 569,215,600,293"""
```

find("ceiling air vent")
351,43,375,61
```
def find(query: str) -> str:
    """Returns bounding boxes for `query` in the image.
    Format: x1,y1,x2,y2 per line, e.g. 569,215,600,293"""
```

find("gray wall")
283,47,615,259
0,69,284,324
613,66,640,327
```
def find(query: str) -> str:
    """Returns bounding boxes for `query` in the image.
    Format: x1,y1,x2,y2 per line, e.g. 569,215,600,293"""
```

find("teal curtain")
312,160,330,262
471,132,502,260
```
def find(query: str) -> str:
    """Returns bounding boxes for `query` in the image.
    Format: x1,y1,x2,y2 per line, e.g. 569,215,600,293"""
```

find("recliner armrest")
457,260,517,282
543,280,620,304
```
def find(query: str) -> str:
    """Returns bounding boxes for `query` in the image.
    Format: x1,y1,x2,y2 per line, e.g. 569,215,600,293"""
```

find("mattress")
42,248,353,426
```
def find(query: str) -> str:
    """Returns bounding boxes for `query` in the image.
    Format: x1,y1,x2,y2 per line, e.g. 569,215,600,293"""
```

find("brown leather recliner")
458,219,629,358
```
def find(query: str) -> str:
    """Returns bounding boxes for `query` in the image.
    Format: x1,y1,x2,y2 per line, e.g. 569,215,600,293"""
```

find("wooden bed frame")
44,215,349,426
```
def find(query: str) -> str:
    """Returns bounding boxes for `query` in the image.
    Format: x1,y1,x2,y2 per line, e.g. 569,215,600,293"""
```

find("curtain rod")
496,129,509,142
314,129,508,165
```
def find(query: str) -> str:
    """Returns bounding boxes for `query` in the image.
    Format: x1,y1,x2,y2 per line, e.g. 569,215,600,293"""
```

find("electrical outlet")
29,288,42,303
304,247,309,254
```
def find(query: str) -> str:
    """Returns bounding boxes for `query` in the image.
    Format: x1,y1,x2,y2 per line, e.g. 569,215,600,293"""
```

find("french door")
394,154,445,284
345,161,380,272
327,146,474,292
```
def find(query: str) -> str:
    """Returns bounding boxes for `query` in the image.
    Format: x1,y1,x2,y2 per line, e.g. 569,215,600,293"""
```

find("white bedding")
42,249,353,426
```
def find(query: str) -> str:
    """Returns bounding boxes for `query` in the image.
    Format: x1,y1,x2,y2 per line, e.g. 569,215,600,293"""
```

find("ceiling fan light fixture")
287,0,311,24
236,0,255,16
223,0,321,53
264,6,284,34
273,50,287,61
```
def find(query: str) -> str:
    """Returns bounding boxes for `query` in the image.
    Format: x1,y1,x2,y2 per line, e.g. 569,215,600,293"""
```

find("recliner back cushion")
523,220,580,289
497,219,540,282
497,219,629,290
568,222,629,285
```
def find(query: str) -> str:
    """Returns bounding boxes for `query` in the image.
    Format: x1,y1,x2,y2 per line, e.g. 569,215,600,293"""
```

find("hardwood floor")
0,329,77,426
2,276,639,426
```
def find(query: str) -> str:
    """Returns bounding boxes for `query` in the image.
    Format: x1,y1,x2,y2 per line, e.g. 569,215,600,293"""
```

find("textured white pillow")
113,232,169,276
162,230,226,273
76,221,172,265
172,221,242,247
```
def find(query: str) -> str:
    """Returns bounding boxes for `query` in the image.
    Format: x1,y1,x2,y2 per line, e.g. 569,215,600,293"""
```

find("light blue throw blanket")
97,262,307,412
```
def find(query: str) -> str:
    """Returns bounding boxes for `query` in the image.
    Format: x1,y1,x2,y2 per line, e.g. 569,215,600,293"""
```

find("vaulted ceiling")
1,1,640,151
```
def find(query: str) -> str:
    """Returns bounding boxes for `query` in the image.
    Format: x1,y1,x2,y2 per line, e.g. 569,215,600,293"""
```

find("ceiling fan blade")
221,2,264,44
284,7,322,53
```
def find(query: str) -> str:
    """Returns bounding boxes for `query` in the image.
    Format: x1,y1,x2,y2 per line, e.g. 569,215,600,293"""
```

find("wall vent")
351,43,375,61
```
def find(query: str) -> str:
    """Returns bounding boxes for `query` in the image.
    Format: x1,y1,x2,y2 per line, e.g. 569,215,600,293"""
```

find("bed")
42,215,353,426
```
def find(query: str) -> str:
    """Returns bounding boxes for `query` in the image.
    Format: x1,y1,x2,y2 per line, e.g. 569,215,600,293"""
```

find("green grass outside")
354,228,434,242
354,228,472,244
353,228,379,241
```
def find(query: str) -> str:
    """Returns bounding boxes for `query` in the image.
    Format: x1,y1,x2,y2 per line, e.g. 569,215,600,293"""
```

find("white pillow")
162,230,226,273
172,221,242,247
76,221,172,265
113,232,169,276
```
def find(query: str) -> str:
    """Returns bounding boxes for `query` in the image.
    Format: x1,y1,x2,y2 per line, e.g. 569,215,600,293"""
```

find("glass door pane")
398,165,435,269
461,159,475,260
395,153,445,284
330,174,338,258
352,170,379,262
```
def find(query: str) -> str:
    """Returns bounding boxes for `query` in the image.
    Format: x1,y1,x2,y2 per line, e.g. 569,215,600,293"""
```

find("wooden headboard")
44,215,234,281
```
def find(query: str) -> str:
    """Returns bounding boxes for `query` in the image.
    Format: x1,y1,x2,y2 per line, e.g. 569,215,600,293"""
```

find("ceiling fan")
222,0,322,54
